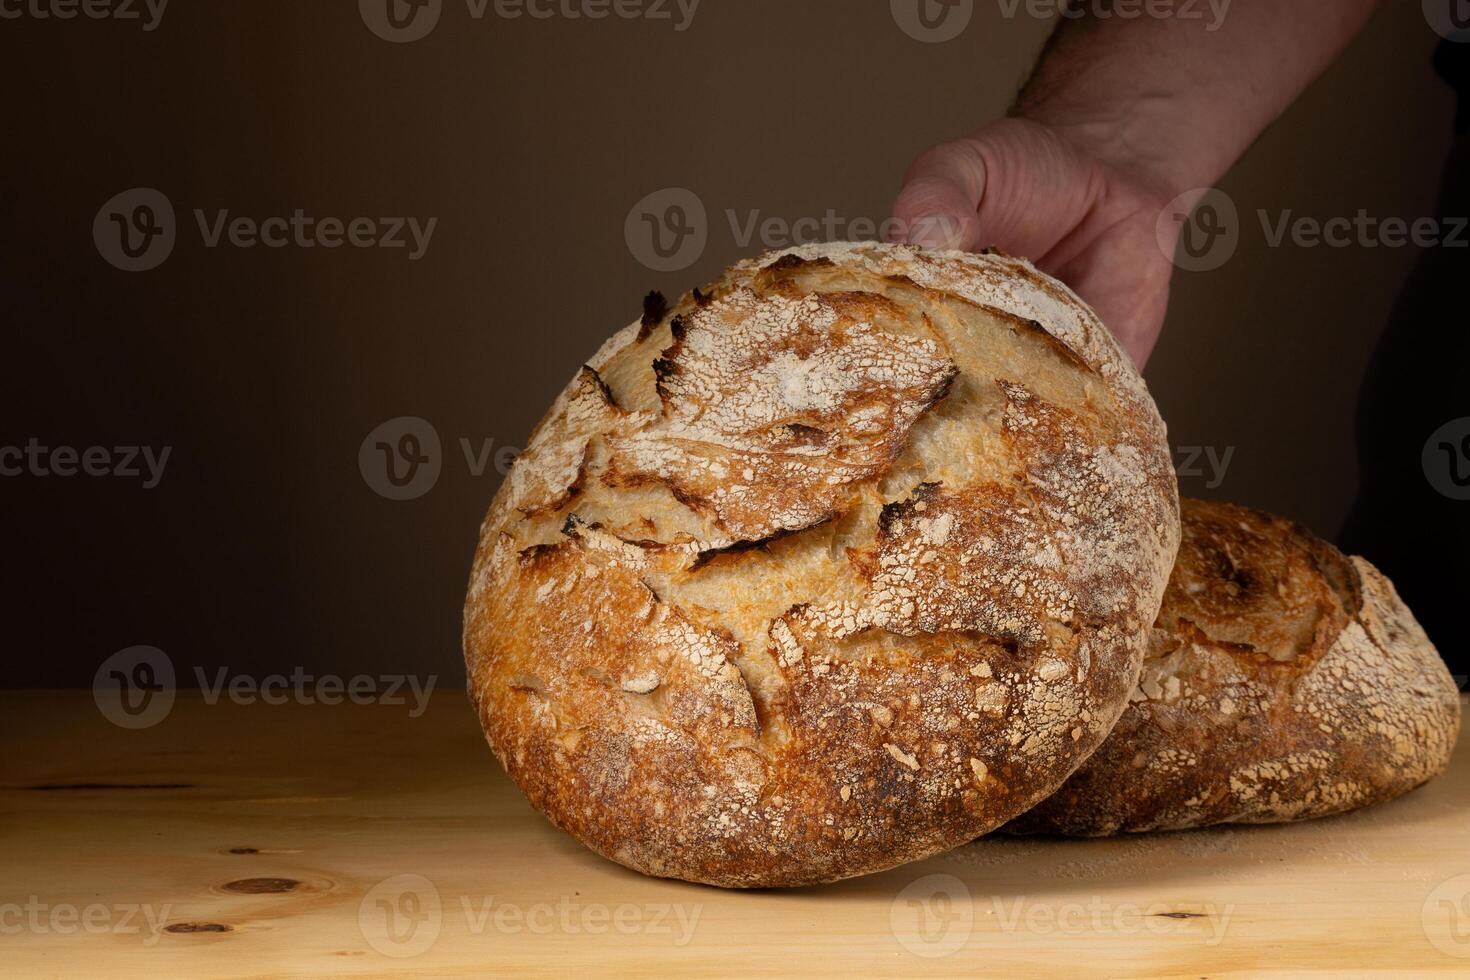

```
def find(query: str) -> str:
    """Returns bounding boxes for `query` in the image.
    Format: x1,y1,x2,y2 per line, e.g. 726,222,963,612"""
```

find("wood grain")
5,690,1469,978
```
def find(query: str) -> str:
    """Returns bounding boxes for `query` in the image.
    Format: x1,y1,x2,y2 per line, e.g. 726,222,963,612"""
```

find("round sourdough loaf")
1008,498,1463,837
463,242,1180,886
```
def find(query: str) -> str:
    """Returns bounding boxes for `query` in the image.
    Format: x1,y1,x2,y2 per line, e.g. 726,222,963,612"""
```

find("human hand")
890,117,1180,369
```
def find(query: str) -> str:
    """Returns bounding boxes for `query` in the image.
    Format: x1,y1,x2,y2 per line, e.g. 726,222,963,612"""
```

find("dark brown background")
4,1,1457,685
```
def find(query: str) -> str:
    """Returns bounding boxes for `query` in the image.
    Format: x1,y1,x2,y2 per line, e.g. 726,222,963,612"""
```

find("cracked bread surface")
463,241,1180,887
1008,498,1462,837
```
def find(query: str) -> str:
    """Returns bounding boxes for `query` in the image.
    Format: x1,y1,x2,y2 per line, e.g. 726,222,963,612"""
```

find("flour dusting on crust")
1009,499,1461,837
464,242,1180,886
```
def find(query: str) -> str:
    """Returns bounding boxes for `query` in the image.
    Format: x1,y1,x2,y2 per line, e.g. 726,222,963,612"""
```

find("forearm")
1014,0,1381,196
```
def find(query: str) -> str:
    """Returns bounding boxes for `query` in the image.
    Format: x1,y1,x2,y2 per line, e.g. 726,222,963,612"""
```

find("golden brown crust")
1008,499,1463,837
464,242,1180,886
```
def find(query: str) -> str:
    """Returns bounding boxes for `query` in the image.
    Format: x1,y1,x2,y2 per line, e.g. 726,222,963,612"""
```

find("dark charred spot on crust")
691,286,713,306
878,482,944,534
518,542,562,565
637,291,668,342
650,317,691,407
561,514,597,538
779,602,812,624
1209,549,1257,599
877,500,906,534
926,364,960,409
772,422,828,448
554,512,664,554
763,253,821,274
651,357,677,403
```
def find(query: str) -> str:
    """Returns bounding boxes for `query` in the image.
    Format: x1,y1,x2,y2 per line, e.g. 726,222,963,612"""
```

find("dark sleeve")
1435,39,1470,134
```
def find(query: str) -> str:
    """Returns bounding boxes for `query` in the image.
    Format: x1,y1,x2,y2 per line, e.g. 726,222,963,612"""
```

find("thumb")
889,140,988,251
890,119,1100,259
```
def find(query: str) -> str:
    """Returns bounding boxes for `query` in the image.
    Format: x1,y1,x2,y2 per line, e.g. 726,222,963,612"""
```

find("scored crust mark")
733,242,1128,386
688,519,833,572
792,378,1160,645
1155,502,1354,669
789,476,1077,649
875,269,1097,378
490,527,761,744
602,286,958,548
1006,499,1462,837
500,365,631,518
868,480,1073,645
1011,317,1094,373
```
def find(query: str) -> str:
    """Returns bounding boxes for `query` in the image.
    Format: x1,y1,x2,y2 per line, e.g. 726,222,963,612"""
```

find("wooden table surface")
6,689,1470,978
